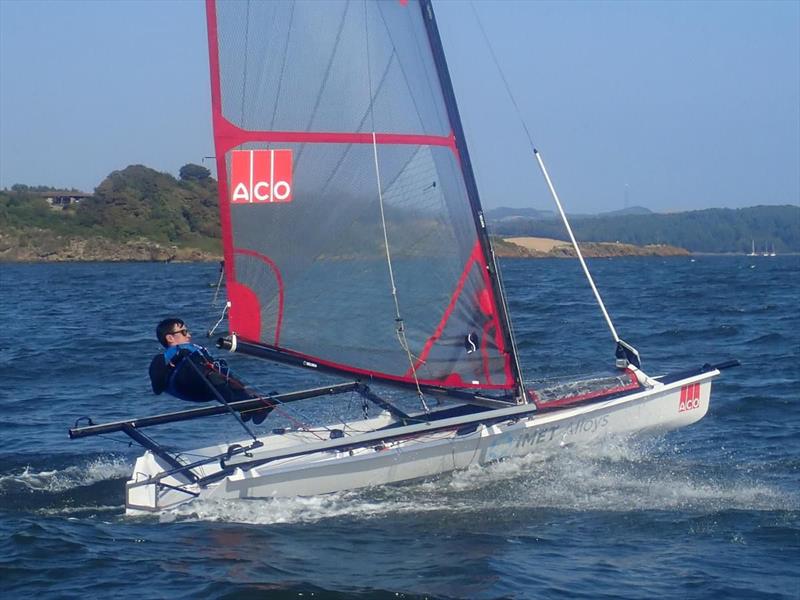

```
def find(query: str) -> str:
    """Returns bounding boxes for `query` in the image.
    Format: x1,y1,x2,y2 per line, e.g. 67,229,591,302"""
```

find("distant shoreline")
494,236,690,258
3,231,792,263
0,230,221,263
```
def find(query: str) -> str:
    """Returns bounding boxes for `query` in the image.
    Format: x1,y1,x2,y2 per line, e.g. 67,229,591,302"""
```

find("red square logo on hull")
230,149,293,204
679,383,701,412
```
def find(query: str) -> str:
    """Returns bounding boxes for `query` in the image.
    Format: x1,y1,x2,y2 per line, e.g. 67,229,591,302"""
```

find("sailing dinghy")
70,0,737,515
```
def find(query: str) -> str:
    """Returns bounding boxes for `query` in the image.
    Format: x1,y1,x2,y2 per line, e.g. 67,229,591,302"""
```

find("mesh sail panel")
208,0,515,390
215,0,450,136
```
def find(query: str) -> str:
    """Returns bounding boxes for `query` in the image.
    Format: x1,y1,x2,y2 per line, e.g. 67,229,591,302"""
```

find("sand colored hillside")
496,236,690,258
503,237,568,252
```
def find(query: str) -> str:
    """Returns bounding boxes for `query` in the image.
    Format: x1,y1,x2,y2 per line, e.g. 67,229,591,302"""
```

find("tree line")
489,205,799,253
2,163,797,254
0,164,222,253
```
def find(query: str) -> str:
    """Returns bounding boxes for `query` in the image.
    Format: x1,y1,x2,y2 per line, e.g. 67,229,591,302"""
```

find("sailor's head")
156,318,192,347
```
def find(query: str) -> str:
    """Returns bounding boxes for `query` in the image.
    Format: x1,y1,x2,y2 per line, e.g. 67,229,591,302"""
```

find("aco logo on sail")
230,149,293,204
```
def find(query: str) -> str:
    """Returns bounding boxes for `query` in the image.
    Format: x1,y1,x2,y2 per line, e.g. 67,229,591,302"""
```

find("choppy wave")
0,456,130,494
0,456,130,516
3,258,798,599
163,438,797,525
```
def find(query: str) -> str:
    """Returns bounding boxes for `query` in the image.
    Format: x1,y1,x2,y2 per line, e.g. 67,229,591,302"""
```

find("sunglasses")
169,328,189,336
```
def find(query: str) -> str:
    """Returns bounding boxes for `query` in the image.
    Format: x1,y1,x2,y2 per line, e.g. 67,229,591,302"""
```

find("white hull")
126,369,717,515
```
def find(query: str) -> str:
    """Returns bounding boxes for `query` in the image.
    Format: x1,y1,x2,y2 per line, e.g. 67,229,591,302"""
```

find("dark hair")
156,318,184,347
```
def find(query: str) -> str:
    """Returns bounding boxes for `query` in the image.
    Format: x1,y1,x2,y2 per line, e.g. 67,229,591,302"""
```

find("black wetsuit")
148,343,274,423
149,343,252,403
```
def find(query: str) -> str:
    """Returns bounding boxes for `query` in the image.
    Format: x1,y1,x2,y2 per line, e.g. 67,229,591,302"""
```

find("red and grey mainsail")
206,0,523,400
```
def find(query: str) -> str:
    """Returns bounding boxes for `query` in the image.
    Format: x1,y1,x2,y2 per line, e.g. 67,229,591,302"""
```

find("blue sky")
1,0,797,214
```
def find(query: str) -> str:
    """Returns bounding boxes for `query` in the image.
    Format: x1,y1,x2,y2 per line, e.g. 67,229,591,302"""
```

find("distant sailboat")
748,240,757,256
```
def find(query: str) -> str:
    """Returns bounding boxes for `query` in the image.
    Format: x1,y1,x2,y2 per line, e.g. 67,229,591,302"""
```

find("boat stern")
125,451,201,515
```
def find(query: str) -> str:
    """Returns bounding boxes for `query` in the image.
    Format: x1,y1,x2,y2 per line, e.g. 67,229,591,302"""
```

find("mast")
418,0,526,402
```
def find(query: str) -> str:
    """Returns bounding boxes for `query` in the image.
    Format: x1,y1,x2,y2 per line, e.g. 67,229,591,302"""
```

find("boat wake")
0,456,130,493
2,436,790,524
0,455,130,516
445,440,793,513
162,437,795,525
2,438,792,523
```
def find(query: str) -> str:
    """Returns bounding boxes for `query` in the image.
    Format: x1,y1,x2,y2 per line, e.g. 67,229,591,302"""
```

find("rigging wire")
211,262,225,306
95,434,203,463
469,1,628,352
363,0,429,412
207,301,230,337
232,375,328,441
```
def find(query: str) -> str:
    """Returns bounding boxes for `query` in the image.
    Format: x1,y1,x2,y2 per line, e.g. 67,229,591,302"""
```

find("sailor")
148,318,270,423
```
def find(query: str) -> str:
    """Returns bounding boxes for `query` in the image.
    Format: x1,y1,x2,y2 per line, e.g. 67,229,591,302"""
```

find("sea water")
0,256,797,599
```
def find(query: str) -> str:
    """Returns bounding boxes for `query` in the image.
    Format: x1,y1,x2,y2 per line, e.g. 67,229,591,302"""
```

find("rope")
469,1,623,348
469,2,537,153
237,382,328,441
209,358,323,437
207,301,230,338
211,263,225,306
363,0,428,412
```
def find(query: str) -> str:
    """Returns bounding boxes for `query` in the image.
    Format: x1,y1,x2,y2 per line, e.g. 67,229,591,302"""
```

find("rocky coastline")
0,230,688,263
0,230,221,263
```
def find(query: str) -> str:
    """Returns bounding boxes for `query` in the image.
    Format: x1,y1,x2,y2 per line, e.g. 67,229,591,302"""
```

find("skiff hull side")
125,370,716,515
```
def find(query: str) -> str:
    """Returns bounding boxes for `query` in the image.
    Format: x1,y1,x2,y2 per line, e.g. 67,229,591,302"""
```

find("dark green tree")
179,163,212,182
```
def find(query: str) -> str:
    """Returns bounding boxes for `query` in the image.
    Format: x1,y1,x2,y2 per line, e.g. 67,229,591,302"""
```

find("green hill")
1,163,797,260
489,205,800,254
0,164,222,261
76,164,220,248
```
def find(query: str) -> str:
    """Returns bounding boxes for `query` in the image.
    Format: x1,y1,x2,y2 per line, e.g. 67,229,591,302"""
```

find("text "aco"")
230,149,293,204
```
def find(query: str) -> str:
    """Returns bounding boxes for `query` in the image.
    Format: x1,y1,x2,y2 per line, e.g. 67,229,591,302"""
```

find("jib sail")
206,0,523,399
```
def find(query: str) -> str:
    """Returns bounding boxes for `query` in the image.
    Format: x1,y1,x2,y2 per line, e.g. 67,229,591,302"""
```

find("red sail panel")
206,0,515,391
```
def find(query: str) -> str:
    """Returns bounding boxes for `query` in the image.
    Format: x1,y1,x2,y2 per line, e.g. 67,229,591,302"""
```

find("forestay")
207,0,523,399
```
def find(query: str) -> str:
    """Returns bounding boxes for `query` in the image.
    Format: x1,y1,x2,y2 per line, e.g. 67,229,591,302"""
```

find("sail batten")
207,0,522,398
213,120,458,151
